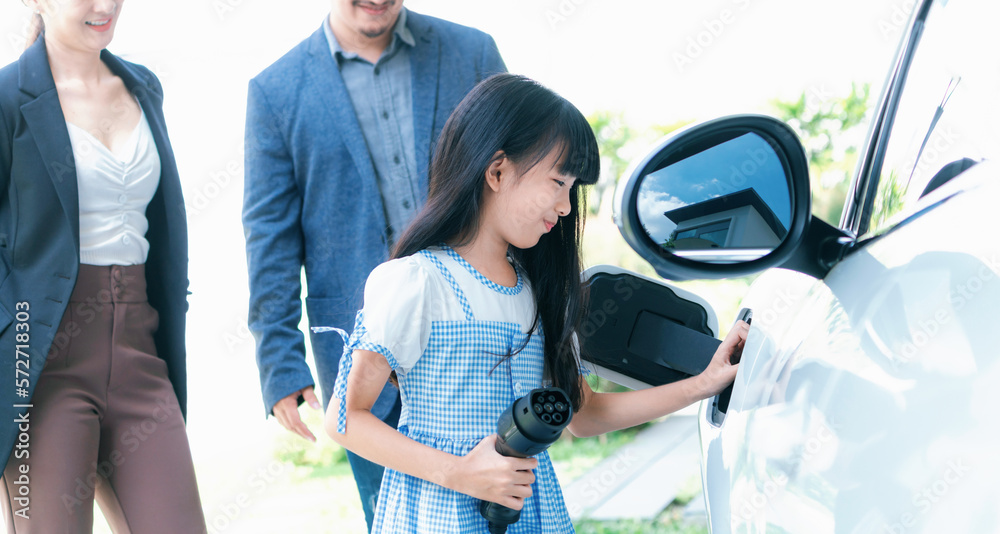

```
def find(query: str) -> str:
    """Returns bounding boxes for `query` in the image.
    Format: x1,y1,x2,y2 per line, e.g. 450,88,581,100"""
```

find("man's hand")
273,386,322,442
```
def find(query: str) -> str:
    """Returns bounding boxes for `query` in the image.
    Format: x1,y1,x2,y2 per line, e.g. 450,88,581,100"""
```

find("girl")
0,1,205,532
325,73,746,533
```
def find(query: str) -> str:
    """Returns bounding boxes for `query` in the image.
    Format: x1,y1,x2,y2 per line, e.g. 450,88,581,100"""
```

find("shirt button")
382,110,389,120
118,194,127,204
122,235,131,245
402,199,411,209
393,155,401,164
121,213,128,223
514,382,522,395
374,67,380,75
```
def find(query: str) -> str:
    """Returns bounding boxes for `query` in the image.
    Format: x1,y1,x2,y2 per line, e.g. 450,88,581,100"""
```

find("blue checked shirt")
323,10,420,244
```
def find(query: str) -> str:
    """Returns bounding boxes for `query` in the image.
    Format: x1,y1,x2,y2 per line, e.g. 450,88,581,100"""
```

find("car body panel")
701,165,1000,532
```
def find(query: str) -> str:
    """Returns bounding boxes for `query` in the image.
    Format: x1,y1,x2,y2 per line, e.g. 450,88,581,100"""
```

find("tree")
586,112,690,215
586,111,635,215
770,83,871,225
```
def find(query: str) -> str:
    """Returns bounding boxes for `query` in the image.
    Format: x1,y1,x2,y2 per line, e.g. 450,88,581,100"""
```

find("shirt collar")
323,8,415,65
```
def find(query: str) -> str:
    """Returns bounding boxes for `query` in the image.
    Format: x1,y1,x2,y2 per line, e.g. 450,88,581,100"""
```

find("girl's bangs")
518,106,600,187
556,110,600,186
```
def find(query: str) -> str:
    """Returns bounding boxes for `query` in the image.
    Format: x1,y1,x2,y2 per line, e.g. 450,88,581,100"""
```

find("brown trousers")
1,265,206,533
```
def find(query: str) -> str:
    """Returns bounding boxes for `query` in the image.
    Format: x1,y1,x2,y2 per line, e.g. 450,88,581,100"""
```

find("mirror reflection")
636,132,792,262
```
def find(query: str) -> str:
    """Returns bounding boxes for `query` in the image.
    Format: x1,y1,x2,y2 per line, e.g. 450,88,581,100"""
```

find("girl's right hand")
451,434,538,510
697,320,749,398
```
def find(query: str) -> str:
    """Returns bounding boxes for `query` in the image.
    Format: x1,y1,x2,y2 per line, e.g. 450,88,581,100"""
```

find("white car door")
712,167,1000,533
612,1,1000,532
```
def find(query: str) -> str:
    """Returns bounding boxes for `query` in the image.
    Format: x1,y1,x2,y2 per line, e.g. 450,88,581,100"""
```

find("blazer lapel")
18,39,80,249
408,13,441,193
305,29,381,202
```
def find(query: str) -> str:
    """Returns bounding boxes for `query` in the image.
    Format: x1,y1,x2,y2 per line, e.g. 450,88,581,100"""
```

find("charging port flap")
580,265,721,389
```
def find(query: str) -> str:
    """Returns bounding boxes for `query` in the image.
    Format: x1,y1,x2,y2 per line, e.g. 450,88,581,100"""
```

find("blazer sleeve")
242,79,314,415
0,98,12,262
478,34,507,81
0,99,10,199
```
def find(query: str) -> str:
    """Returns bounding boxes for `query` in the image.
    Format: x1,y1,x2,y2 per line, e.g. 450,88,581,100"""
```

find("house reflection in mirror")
636,131,792,262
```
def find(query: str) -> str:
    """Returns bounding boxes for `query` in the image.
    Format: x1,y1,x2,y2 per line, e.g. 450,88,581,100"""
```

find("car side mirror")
614,114,851,280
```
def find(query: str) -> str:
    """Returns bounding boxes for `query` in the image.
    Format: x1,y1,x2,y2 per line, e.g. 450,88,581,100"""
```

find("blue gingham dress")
332,246,575,533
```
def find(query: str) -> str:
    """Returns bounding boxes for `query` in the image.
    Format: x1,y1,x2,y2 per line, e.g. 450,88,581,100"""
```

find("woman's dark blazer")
0,37,189,469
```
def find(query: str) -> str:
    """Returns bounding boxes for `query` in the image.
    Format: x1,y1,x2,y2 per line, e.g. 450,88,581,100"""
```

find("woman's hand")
448,434,537,510
696,320,749,399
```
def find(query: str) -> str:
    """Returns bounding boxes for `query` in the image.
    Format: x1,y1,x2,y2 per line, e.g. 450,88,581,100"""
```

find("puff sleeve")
330,257,434,433
351,256,435,371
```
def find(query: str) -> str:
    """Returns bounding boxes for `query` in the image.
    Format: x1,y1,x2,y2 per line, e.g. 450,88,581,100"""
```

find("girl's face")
33,0,123,52
486,148,577,250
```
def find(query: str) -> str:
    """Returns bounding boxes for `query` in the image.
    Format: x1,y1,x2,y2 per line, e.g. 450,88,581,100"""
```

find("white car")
584,0,1000,531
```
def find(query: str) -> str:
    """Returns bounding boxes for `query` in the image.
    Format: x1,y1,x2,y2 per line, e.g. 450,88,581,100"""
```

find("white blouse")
357,247,537,372
66,109,160,266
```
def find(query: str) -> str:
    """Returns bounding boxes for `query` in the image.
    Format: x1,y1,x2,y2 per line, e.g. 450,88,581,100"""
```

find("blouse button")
122,235,131,245
118,194,127,204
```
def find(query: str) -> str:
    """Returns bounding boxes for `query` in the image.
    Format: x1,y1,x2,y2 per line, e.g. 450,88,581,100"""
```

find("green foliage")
649,119,695,141
584,85,871,226
589,111,635,180
870,168,908,232
549,424,644,482
548,374,651,482
584,111,691,214
586,111,636,214
574,505,708,534
274,437,349,474
770,83,871,225
272,408,351,479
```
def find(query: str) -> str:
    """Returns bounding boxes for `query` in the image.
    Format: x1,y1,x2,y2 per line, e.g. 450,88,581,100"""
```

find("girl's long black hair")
392,74,599,411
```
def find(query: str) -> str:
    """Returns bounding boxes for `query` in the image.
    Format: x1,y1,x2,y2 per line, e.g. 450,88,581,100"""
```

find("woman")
0,1,206,532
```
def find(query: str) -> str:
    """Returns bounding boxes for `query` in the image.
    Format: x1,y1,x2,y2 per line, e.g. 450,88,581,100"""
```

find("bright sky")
3,1,906,119
0,0,907,530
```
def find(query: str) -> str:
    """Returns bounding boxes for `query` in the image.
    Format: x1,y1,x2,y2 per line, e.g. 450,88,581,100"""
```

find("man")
242,0,505,529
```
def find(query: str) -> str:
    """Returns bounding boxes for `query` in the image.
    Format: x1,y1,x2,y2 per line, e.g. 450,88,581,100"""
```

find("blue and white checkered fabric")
420,249,476,321
335,247,575,533
331,312,400,434
444,246,525,296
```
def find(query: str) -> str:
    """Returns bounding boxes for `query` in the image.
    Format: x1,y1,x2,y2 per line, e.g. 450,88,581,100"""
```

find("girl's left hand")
696,320,749,398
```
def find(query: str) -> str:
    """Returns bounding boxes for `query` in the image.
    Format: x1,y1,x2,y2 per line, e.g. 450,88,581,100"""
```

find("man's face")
333,0,403,39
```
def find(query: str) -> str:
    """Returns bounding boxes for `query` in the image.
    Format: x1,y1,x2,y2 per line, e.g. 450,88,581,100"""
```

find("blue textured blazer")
243,10,506,415
0,38,190,469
